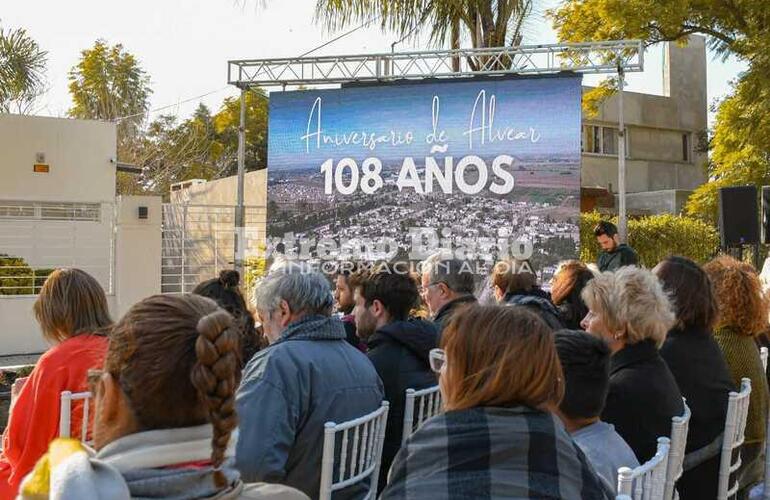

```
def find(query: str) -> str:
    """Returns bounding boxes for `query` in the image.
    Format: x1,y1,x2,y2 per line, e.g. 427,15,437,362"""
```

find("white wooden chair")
764,402,770,500
761,347,768,373
617,437,671,500
717,377,752,500
664,399,692,500
319,401,389,500
59,390,93,443
401,385,441,444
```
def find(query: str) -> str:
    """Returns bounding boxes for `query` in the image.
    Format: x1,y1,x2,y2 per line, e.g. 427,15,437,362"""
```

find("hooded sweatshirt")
365,319,439,490
17,426,308,500
504,289,563,330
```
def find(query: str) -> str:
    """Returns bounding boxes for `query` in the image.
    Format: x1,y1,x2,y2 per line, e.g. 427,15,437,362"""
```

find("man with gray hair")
236,265,384,499
420,254,478,334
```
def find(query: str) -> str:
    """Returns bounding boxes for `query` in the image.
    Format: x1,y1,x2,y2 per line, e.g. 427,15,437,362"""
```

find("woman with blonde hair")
381,305,611,499
581,266,684,463
0,269,111,499
704,255,770,495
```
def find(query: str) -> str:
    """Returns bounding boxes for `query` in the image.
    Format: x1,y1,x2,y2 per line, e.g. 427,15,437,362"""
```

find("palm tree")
315,0,535,69
0,26,47,114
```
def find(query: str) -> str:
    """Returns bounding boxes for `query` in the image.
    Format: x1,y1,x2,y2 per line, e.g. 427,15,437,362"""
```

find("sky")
2,0,748,127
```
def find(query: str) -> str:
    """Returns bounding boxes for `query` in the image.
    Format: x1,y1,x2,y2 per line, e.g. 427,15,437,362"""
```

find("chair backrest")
319,401,389,500
762,347,768,373
59,390,93,443
717,378,752,500
401,385,441,445
617,437,671,500
664,399,692,500
764,395,770,500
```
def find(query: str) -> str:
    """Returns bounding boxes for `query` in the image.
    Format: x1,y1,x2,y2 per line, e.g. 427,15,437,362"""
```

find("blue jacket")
235,315,384,499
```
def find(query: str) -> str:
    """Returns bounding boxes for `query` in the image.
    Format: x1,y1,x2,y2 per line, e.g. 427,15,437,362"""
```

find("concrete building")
162,171,267,293
0,114,161,355
581,36,708,215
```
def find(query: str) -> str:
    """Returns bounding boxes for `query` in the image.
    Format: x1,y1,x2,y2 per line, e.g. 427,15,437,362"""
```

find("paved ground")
0,353,41,369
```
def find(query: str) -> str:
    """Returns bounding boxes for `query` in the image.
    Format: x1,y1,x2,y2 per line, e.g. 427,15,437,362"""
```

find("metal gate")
161,204,265,294
0,200,115,295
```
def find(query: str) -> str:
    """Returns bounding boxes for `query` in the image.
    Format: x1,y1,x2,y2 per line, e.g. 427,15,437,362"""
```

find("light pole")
617,63,627,242
234,86,246,276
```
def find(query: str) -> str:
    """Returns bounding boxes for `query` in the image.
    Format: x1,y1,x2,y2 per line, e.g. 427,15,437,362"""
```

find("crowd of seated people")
3,237,770,500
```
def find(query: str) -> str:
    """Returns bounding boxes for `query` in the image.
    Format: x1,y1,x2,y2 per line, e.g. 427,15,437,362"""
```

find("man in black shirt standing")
594,221,639,272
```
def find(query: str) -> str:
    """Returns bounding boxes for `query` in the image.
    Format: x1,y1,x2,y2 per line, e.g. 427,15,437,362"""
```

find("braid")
192,309,242,488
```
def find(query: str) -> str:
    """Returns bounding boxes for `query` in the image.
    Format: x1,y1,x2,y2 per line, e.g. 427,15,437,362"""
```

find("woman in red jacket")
0,268,111,499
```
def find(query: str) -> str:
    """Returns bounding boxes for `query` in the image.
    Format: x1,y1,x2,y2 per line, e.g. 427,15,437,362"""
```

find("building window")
582,125,628,157
603,127,617,155
682,133,691,162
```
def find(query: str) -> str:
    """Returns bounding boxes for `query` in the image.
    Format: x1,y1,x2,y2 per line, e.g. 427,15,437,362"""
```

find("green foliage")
213,90,269,177
579,212,720,267
685,63,770,224
0,25,47,114
0,256,54,295
315,0,535,67
243,255,268,306
125,89,269,198
549,0,770,224
68,40,151,134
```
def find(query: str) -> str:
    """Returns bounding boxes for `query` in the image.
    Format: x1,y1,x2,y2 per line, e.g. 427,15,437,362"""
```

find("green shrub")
0,255,34,295
580,212,720,267
0,255,57,295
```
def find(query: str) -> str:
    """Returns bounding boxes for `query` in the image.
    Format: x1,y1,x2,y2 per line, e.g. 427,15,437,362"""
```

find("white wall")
0,116,162,356
114,195,162,316
0,295,118,355
0,196,163,356
0,114,116,203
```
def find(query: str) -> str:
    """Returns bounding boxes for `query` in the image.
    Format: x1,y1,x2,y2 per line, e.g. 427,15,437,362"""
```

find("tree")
0,26,47,114
212,89,269,177
129,107,220,196
68,40,151,138
127,91,269,198
549,0,770,223
68,40,152,194
314,0,535,69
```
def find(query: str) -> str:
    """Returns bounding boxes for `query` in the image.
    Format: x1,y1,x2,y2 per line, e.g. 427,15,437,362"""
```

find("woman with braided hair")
17,294,308,500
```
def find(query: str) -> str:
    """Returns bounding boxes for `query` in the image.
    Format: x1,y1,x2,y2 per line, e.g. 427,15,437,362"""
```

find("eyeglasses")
429,348,446,373
419,282,444,296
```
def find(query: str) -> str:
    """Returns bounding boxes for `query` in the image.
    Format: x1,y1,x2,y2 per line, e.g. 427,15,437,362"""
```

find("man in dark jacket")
420,255,477,334
354,264,438,490
595,221,639,272
237,267,384,499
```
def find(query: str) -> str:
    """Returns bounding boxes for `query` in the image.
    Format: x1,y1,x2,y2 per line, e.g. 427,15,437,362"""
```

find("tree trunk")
451,17,461,72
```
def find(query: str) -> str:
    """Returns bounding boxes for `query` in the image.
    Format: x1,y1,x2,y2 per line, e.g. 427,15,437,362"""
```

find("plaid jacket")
380,406,613,500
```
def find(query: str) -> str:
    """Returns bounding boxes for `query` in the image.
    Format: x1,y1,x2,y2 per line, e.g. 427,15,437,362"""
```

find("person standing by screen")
594,221,639,272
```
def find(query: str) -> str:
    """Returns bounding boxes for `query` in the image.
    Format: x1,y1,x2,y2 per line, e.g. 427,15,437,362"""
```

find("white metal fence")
0,201,115,295
161,204,266,294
